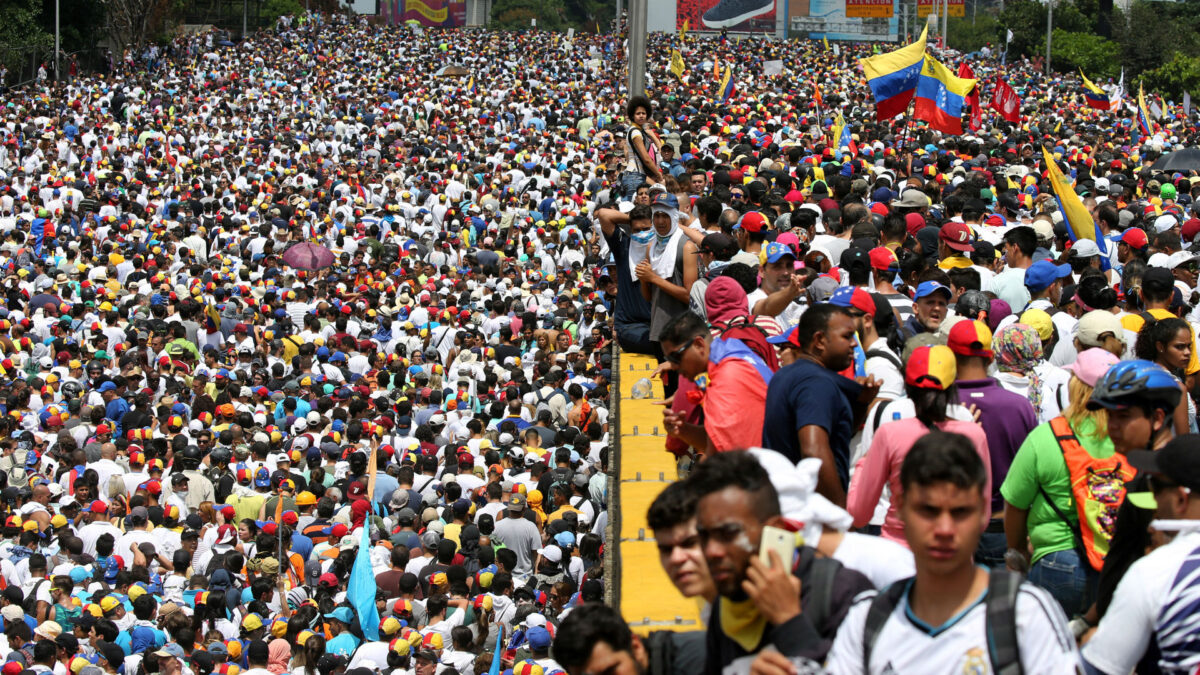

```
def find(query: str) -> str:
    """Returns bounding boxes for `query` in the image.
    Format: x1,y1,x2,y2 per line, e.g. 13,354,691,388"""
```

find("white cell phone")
759,525,796,568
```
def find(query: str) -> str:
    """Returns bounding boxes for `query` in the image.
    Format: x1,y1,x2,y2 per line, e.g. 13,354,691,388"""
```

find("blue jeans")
1028,549,1097,617
620,171,646,200
974,530,1008,569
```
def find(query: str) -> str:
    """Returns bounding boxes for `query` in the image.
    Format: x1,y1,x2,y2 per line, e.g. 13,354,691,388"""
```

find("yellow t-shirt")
1122,308,1200,375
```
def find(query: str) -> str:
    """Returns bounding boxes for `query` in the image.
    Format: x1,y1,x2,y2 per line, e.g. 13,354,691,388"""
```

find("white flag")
763,60,784,76
1186,92,1192,118
1006,29,1014,43
833,43,841,56
1150,100,1163,120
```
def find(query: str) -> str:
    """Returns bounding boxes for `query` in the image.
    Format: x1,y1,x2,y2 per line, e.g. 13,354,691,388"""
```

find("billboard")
917,0,964,17
846,0,893,18
676,0,778,33
379,0,466,26
788,0,898,41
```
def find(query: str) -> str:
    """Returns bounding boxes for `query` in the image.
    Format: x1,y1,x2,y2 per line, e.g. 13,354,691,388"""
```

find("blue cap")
253,467,270,488
324,607,355,624
651,193,679,210
1024,260,1072,292
330,351,347,362
97,381,117,393
316,346,330,358
554,531,576,548
527,626,552,650
761,241,795,264
914,281,953,301
766,326,799,346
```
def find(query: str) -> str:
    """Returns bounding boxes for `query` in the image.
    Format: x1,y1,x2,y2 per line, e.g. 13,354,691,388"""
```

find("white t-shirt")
1082,529,1200,675
831,533,915,590
825,578,1080,674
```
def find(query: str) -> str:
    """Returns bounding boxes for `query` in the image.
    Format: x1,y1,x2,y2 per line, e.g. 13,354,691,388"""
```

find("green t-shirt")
1000,416,1115,564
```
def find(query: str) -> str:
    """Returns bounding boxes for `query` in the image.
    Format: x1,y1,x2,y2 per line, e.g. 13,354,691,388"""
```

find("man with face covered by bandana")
633,193,699,345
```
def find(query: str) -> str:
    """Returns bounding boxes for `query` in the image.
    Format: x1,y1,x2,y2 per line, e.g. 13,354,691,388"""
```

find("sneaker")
701,0,775,29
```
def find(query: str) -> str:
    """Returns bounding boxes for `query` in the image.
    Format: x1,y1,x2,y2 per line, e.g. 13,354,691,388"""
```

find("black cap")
699,232,738,260
1144,267,1176,295
839,247,870,270
1128,434,1200,493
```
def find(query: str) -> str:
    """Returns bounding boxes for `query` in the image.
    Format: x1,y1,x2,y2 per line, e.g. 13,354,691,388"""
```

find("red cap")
868,246,899,271
939,222,976,252
319,573,339,586
736,211,768,233
139,480,162,495
261,522,277,536
330,523,349,538
1183,219,1200,242
947,320,994,359
905,213,926,236
281,511,299,526
87,500,108,513
1122,228,1149,249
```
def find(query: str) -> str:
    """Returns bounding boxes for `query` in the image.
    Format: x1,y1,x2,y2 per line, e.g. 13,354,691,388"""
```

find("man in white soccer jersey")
757,431,1081,675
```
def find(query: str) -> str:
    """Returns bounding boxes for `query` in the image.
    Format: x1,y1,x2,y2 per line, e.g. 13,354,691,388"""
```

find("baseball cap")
507,493,527,510
1019,308,1055,342
914,280,953,301
1076,310,1124,348
760,241,795,264
650,193,679,211
1126,434,1200,509
1068,348,1121,388
905,345,957,390
526,626,553,651
828,286,875,314
868,246,898,271
1024,260,1071,292
324,607,354,624
1069,239,1101,258
734,211,768,233
939,222,975,252
946,320,994,359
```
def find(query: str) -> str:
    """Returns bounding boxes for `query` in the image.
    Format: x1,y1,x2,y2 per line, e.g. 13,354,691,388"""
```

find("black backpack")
862,570,1023,675
21,579,47,616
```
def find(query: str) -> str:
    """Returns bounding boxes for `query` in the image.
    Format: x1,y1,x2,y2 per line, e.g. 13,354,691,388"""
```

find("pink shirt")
847,418,992,546
705,357,768,452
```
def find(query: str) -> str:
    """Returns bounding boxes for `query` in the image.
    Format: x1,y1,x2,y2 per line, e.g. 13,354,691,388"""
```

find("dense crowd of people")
0,9,1199,675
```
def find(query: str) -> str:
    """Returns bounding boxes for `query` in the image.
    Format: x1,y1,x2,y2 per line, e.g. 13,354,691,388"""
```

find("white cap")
1069,239,1101,258
1155,214,1179,234
1148,252,1173,269
1169,251,1200,269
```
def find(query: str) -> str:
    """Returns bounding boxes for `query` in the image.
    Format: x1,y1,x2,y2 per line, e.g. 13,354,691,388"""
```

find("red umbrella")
282,242,335,270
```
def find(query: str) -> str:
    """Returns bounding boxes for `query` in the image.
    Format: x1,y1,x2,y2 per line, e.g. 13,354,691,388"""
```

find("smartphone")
759,525,797,568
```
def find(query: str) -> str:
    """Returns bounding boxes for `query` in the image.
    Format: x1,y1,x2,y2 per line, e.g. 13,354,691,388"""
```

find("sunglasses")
665,340,693,365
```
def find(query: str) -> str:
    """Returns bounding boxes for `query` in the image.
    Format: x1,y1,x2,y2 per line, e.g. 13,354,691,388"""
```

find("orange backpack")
1041,417,1137,570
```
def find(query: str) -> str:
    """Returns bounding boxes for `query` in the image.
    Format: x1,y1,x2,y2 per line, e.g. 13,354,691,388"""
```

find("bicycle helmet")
1087,359,1182,412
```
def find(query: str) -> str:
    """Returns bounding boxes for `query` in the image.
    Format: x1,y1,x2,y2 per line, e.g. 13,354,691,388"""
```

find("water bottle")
631,377,653,399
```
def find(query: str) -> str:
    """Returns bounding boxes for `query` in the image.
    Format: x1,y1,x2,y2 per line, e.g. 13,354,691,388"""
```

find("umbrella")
1152,148,1200,172
282,243,334,270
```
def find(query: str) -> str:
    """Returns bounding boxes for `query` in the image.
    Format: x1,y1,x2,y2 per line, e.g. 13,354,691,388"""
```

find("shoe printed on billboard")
701,0,775,28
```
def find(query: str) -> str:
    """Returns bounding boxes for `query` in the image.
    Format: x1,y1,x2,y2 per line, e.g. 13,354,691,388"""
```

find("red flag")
958,62,981,131
990,78,1022,123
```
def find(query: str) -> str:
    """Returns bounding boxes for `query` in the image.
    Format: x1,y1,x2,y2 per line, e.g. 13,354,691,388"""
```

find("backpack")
865,348,902,372
863,570,1024,675
1037,416,1136,571
21,579,46,616
712,318,780,373
644,631,677,675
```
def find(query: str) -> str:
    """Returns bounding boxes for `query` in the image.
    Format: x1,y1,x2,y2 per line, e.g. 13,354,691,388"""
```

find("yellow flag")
824,36,830,51
681,19,689,40
670,49,685,80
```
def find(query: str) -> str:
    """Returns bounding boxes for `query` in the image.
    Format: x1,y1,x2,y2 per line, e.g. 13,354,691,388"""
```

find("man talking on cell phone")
685,451,872,674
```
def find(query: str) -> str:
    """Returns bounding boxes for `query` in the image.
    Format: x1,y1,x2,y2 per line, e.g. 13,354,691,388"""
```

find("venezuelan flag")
204,303,221,334
1138,83,1154,137
467,76,476,95
1042,147,1110,270
1079,70,1109,110
831,110,851,151
717,66,735,103
913,54,976,136
859,25,928,120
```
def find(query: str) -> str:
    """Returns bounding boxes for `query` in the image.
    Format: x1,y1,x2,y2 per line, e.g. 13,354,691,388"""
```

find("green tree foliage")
1,0,52,50
1140,51,1200,101
491,0,566,30
998,0,1087,60
946,15,999,53
261,0,303,21
1050,29,1119,78
1112,1,1200,79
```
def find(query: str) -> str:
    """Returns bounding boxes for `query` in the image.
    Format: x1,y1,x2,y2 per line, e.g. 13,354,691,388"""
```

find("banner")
990,79,1021,123
917,0,964,17
380,0,465,26
846,0,894,18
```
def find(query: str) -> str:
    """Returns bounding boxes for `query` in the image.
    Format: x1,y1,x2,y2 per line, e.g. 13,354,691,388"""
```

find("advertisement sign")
916,0,964,17
788,0,898,41
379,0,466,26
845,0,893,19
677,0,778,33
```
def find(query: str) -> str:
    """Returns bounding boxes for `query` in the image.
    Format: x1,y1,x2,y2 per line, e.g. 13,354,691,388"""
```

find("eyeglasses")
731,192,745,199
665,340,693,365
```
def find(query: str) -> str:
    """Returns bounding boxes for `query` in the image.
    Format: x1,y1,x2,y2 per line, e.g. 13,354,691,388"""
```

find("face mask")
630,230,654,245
